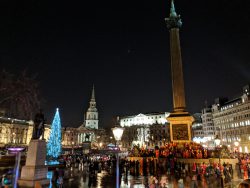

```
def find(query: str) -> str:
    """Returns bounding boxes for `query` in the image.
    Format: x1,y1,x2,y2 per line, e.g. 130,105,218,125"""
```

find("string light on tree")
47,108,62,158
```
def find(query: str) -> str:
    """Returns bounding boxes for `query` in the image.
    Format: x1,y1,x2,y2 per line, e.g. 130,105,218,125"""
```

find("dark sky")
1,0,250,128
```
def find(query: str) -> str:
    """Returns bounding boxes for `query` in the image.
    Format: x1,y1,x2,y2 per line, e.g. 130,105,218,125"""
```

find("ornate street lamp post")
214,135,224,188
214,135,221,163
112,127,124,188
8,147,25,188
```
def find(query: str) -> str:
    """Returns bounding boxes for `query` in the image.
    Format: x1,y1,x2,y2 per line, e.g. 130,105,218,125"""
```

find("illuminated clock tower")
165,0,194,142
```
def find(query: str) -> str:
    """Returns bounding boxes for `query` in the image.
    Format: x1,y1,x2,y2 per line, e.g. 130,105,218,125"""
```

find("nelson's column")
166,0,194,142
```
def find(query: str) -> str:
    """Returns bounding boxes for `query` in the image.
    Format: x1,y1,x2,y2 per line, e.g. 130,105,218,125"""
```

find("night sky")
1,0,250,128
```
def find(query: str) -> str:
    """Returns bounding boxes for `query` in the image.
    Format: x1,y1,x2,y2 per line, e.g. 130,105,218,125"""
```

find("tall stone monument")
165,0,194,142
18,111,49,187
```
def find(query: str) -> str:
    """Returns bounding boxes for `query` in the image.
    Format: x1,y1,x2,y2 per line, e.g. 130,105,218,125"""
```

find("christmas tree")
47,108,62,158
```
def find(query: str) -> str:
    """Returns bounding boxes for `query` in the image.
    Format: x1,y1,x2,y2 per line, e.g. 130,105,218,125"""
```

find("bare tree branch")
0,69,43,120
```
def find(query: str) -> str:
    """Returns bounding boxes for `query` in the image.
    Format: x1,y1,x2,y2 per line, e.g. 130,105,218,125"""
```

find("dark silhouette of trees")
0,69,42,120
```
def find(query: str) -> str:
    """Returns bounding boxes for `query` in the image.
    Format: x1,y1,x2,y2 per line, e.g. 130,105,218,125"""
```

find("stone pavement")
46,166,244,188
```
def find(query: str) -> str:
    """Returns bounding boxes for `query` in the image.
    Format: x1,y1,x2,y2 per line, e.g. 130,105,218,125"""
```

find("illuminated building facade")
192,107,217,146
201,107,216,141
119,112,170,148
0,117,50,147
61,126,95,148
191,113,203,142
0,117,95,149
212,85,250,152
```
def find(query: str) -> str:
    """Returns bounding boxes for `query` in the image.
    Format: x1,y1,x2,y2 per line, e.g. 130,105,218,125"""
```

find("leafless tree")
0,69,42,120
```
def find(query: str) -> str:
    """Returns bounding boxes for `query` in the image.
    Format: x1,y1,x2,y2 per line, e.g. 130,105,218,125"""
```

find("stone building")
119,112,170,149
61,126,95,148
0,117,50,147
0,116,96,149
201,106,217,141
212,85,250,152
191,113,203,142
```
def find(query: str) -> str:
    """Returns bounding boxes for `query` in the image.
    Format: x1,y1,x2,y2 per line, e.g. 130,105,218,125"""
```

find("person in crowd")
57,168,64,188
52,168,59,186
238,179,250,188
224,163,232,183
135,160,140,176
0,174,6,188
149,176,156,188
153,176,159,188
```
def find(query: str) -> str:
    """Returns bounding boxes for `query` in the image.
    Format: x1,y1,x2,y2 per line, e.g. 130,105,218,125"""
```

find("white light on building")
245,146,248,153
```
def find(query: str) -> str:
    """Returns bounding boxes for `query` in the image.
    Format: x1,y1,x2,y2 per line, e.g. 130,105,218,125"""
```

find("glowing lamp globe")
234,141,239,147
214,135,221,146
112,127,124,141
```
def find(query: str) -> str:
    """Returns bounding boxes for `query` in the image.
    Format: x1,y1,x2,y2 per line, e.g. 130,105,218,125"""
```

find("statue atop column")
32,109,45,139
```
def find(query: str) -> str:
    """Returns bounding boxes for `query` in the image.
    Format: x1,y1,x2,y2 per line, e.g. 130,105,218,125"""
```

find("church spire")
89,85,96,107
85,86,98,129
91,85,95,100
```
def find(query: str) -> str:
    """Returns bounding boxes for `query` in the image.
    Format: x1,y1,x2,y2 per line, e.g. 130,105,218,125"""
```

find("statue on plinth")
85,133,90,142
19,109,49,187
32,109,45,139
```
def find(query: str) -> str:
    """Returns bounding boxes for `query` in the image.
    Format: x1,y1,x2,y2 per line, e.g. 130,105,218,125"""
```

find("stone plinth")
167,112,194,142
18,139,50,187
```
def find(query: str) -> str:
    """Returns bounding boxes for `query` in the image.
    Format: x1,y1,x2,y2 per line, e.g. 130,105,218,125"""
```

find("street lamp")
214,135,221,163
99,142,103,149
234,141,239,153
8,147,25,188
214,135,221,147
112,127,124,188
214,135,224,188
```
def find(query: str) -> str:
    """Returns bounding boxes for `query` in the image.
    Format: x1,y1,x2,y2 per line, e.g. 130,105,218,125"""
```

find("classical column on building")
165,0,194,142
25,128,29,144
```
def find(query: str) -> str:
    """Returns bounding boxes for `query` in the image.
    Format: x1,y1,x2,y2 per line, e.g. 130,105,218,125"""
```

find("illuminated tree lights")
47,108,61,158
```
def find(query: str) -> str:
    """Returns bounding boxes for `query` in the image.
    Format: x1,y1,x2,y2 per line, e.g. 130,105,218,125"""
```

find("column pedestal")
167,112,194,142
18,139,49,187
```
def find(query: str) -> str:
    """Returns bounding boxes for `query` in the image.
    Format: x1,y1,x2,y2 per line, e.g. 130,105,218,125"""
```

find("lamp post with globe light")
99,142,103,149
214,135,221,163
214,135,224,188
112,127,124,188
234,141,239,152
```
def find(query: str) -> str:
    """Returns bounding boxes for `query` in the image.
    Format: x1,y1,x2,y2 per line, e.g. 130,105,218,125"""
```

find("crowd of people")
0,152,240,188
129,142,211,159
129,142,241,161
45,146,247,188
237,153,250,181
127,157,235,187
51,154,129,187
1,146,248,188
